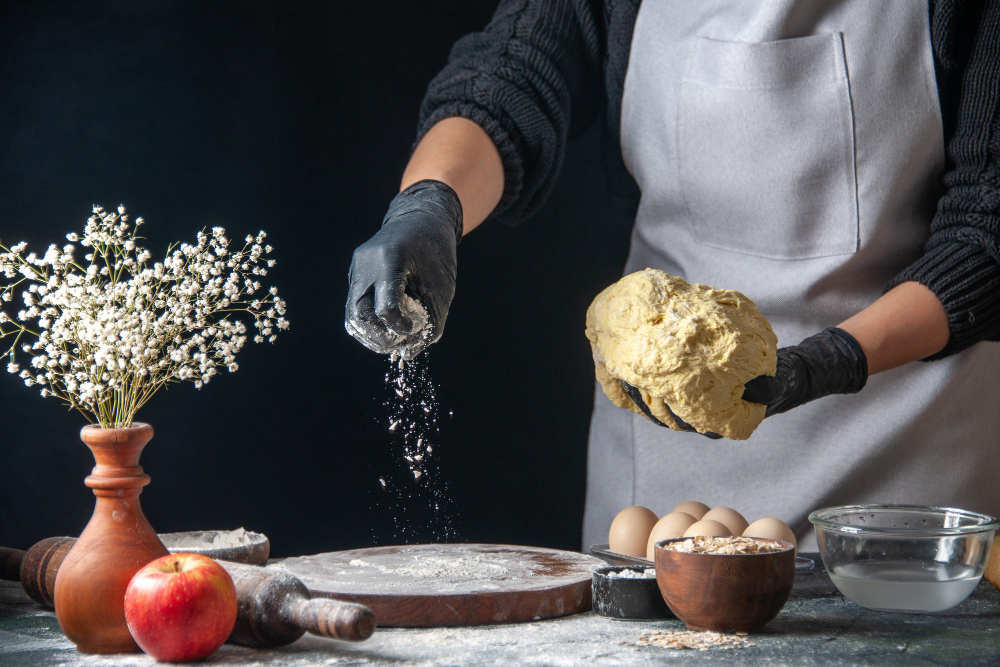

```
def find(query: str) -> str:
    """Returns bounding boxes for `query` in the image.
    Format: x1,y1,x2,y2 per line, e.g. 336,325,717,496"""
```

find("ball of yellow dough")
743,517,798,555
646,512,697,560
702,507,749,537
683,519,732,538
609,506,658,558
670,501,710,520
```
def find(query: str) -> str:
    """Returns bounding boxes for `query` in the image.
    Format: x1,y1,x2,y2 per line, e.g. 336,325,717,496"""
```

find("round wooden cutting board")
275,543,604,627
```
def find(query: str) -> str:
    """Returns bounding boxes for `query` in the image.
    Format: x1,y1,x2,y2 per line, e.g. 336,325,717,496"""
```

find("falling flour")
376,353,456,542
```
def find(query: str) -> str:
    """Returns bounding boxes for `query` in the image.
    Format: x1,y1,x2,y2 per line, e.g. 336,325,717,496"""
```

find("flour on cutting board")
271,553,535,593
346,554,518,582
274,544,602,596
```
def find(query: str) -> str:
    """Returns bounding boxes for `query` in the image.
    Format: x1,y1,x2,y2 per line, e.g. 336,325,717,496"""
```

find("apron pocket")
678,34,858,259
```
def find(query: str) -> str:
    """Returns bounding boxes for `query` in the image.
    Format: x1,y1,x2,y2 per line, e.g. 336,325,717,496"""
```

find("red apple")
124,553,237,662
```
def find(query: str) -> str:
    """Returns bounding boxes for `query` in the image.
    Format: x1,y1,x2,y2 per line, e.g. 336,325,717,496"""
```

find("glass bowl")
809,505,998,613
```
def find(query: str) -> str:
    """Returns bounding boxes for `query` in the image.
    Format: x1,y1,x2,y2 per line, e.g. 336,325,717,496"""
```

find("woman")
346,0,1000,548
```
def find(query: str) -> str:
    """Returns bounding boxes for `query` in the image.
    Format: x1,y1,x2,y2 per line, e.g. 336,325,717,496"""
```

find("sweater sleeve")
886,1,1000,359
415,0,604,226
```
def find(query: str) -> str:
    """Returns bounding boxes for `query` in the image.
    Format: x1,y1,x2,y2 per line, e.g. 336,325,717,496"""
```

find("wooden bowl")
159,530,270,566
653,537,795,632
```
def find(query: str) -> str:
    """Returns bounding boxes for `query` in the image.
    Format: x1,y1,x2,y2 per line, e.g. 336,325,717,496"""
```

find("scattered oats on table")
636,629,755,650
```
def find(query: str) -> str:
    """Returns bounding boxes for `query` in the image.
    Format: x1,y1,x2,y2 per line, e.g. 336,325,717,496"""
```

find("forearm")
837,281,949,375
401,117,504,235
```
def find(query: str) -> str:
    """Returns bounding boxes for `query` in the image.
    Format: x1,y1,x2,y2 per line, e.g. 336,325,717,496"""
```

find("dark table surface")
1,554,999,666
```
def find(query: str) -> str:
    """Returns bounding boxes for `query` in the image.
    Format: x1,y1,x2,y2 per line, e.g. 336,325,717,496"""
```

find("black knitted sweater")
416,0,1000,360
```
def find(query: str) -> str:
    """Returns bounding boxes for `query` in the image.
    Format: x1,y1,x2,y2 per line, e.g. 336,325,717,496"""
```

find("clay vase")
54,423,168,653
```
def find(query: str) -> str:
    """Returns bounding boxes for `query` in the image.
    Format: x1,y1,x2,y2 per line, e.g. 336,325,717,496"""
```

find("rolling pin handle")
0,547,26,582
289,597,376,642
1,538,76,608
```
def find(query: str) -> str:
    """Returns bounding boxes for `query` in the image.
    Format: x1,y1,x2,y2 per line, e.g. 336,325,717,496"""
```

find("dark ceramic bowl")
592,566,675,620
654,537,795,632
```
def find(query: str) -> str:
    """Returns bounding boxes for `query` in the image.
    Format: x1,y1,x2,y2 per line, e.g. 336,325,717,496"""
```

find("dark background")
0,1,634,556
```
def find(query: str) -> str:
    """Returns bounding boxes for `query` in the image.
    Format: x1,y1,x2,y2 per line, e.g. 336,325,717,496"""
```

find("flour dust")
374,352,456,542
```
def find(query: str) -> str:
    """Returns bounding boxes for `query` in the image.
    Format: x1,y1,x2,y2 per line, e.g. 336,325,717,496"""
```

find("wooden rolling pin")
0,537,75,608
222,561,376,647
0,539,376,646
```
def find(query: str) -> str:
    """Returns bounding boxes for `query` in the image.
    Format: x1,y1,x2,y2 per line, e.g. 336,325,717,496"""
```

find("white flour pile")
604,567,656,579
159,528,255,549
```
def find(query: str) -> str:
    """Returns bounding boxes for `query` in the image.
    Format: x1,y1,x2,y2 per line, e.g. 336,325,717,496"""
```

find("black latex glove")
619,379,723,438
742,327,869,417
345,179,462,360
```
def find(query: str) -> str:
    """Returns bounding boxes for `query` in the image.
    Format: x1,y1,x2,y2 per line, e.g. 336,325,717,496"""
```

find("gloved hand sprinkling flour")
345,179,462,361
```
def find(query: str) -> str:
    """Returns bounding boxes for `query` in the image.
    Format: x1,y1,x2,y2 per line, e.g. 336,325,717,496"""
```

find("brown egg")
744,517,798,555
682,519,732,538
670,501,710,520
646,512,697,560
702,507,749,537
609,506,659,558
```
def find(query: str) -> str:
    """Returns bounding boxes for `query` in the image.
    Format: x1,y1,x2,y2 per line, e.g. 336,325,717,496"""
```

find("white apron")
583,0,1000,551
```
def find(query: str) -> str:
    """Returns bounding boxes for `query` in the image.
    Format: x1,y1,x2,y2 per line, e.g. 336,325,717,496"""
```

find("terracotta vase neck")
81,424,153,498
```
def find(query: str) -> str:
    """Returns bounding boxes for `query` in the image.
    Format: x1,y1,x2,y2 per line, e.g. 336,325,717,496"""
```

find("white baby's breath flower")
0,206,287,427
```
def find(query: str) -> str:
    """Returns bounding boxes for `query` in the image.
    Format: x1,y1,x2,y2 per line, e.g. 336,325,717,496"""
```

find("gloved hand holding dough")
585,269,777,440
